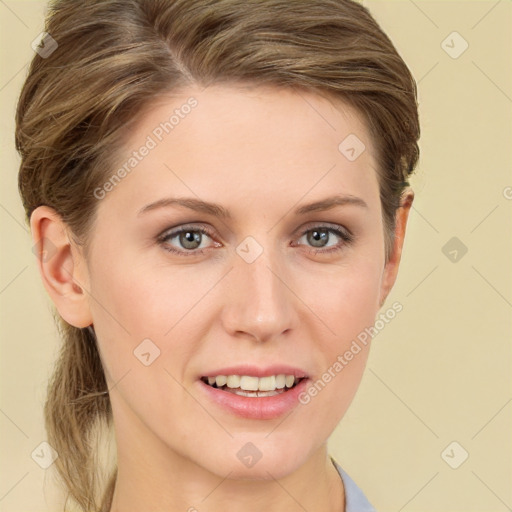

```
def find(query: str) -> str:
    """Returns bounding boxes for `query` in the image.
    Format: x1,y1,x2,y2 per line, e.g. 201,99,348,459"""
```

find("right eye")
157,224,221,256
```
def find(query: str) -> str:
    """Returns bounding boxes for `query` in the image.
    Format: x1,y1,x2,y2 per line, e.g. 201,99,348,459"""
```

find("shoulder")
330,457,377,512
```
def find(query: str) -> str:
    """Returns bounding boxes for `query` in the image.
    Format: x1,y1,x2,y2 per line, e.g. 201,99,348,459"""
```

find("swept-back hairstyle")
16,0,420,510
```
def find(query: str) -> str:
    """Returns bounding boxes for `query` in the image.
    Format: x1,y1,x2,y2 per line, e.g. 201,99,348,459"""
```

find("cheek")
87,254,220,377
293,254,382,405
295,263,381,429
90,254,202,332
299,257,383,339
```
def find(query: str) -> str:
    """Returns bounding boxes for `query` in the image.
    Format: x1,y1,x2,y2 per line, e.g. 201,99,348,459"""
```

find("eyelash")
157,224,354,257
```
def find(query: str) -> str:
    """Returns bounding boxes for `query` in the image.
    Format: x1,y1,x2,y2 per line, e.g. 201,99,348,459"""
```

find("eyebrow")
137,194,368,218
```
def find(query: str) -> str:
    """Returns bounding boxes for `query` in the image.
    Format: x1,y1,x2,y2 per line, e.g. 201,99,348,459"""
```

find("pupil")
308,228,329,247
180,231,201,249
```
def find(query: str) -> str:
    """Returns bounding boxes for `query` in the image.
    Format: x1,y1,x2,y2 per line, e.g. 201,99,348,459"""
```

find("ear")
30,206,93,328
378,188,414,307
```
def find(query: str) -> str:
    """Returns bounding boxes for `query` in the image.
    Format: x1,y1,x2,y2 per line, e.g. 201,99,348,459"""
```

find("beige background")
1,1,511,511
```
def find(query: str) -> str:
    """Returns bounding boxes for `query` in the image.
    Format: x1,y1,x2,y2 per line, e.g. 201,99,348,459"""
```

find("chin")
199,441,309,481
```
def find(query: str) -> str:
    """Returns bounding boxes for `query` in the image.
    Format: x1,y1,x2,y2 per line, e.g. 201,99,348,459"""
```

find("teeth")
240,376,259,391
258,375,275,391
204,374,302,392
227,375,240,388
275,374,286,389
215,375,227,387
225,388,283,397
285,375,295,388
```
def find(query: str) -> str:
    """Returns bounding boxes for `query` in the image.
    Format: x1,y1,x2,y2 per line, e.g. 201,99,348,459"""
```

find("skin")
31,84,413,512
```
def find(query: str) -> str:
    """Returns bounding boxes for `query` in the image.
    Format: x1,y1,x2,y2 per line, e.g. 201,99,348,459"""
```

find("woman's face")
73,85,404,479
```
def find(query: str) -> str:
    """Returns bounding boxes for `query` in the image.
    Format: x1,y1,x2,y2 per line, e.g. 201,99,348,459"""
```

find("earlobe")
378,189,414,307
30,206,93,328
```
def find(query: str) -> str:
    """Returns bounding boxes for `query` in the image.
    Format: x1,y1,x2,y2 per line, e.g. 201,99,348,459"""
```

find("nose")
220,246,298,343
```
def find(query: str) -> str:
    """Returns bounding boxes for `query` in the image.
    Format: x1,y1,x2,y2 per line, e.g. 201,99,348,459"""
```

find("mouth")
200,374,307,398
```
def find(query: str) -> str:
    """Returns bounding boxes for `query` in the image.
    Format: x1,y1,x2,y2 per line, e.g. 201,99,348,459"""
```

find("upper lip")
201,364,309,379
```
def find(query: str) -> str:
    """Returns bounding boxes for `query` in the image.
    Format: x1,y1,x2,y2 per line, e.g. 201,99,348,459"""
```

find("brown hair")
16,1,420,510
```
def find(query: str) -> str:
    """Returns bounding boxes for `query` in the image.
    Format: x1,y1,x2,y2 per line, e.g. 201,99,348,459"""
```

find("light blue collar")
330,457,377,512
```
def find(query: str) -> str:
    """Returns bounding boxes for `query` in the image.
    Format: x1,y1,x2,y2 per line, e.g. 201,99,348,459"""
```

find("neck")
106,392,345,512
107,422,344,512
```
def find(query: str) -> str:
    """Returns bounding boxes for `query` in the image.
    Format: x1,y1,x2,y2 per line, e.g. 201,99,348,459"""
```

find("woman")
16,0,420,510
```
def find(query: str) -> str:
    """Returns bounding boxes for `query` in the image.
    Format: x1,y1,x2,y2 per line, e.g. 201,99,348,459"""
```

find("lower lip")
198,378,310,420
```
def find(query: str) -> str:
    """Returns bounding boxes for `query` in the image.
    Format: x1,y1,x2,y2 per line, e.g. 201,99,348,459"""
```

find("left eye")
297,227,351,250
301,228,341,248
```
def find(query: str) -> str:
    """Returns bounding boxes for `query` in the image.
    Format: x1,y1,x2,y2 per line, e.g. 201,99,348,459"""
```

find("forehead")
97,84,380,220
